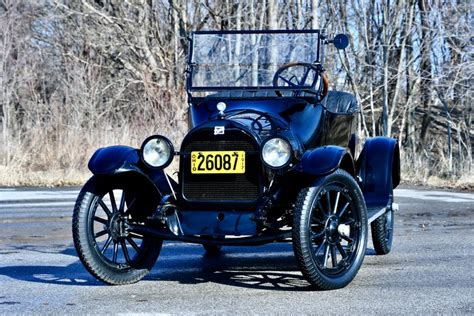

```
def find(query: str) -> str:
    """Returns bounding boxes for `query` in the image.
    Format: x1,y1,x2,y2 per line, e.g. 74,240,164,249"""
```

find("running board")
367,203,399,223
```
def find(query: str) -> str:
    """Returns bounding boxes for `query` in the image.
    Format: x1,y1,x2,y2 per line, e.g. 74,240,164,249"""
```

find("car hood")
190,97,324,153
189,97,329,159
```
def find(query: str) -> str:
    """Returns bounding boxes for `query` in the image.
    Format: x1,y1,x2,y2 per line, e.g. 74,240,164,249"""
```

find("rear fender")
356,137,400,208
294,145,355,177
88,146,177,196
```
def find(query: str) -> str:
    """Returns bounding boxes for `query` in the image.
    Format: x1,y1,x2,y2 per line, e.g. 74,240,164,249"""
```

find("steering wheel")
272,62,328,99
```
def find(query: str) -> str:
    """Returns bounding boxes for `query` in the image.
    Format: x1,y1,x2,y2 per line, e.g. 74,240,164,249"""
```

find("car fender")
88,146,141,175
295,145,355,176
356,137,400,207
88,145,177,196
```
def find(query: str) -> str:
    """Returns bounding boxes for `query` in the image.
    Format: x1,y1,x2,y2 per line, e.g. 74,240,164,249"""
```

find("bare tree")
0,0,471,185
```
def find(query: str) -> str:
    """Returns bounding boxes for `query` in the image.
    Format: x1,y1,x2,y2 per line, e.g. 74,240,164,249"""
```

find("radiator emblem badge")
214,126,225,135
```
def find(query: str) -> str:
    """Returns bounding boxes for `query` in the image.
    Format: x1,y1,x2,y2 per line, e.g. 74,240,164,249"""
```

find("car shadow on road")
147,242,315,291
0,243,378,290
147,242,378,292
0,246,101,286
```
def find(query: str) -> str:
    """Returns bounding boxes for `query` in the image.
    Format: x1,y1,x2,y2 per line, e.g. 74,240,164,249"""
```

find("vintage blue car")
72,29,400,290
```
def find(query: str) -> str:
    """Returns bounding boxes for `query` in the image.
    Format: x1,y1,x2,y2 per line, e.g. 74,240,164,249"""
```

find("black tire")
292,169,368,290
371,196,394,255
72,176,162,285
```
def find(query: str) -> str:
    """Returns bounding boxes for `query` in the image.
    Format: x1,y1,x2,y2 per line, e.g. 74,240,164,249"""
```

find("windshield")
189,30,321,90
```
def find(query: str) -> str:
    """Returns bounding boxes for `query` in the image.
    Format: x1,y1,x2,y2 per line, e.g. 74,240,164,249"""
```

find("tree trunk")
267,0,278,82
311,0,319,29
417,0,433,151
381,0,389,136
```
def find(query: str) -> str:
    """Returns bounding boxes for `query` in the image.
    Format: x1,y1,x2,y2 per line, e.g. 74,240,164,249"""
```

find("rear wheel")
72,176,162,285
292,169,368,290
371,195,394,255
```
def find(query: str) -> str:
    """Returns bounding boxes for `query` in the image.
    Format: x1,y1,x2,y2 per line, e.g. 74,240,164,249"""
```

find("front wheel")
292,169,368,290
72,176,162,285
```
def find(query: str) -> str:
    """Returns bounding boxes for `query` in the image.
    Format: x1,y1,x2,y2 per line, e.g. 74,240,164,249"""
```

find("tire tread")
371,212,392,255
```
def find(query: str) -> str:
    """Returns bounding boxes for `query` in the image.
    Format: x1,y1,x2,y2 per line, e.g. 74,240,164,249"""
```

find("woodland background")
0,0,472,187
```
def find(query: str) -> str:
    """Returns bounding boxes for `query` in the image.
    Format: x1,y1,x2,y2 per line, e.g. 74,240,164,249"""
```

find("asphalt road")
0,186,473,314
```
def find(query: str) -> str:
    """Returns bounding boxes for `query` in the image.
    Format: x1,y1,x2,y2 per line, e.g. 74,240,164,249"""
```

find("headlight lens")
141,135,174,168
261,137,292,168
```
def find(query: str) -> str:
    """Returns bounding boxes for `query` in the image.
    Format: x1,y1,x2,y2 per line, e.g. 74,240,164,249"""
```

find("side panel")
295,146,352,176
357,137,400,208
324,112,353,148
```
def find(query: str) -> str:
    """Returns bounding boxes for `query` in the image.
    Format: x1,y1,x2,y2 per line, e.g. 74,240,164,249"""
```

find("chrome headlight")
261,137,292,168
140,135,174,168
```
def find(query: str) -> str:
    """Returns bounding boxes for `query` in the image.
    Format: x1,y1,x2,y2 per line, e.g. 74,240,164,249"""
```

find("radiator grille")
181,130,261,202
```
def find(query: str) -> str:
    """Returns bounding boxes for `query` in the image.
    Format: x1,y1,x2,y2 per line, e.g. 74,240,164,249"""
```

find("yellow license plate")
191,151,245,174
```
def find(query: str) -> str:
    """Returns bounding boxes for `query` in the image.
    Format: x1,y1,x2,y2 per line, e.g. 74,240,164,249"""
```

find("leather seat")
322,91,358,114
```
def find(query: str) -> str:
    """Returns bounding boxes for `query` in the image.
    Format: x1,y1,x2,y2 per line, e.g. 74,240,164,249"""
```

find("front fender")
294,146,350,176
88,146,141,175
88,146,177,196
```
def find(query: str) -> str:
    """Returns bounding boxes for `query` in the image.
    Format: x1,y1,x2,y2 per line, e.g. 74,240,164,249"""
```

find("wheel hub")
109,213,128,240
326,216,340,243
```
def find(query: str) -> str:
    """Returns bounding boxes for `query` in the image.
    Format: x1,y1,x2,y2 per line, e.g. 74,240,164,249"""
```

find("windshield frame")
186,29,324,92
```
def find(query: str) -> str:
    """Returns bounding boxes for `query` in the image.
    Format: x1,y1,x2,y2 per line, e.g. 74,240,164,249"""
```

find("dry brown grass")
400,148,473,191
0,115,186,187
401,173,474,192
0,166,88,187
1,125,472,190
